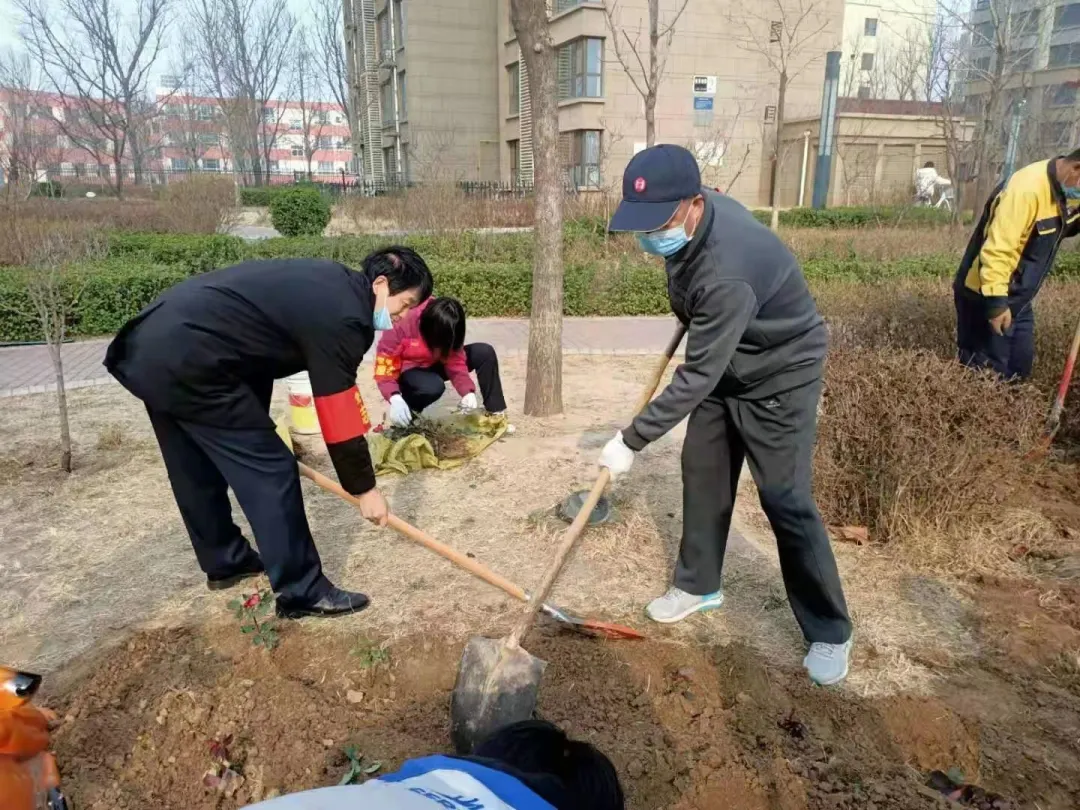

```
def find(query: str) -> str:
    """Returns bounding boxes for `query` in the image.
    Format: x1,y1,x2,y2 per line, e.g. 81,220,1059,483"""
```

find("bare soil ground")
2,356,1079,809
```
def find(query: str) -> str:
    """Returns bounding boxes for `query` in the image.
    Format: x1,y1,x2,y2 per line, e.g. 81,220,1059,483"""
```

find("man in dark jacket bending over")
105,248,433,619
599,145,852,685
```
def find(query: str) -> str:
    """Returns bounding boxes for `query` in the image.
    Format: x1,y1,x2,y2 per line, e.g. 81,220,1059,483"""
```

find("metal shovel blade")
449,636,546,754
558,489,612,525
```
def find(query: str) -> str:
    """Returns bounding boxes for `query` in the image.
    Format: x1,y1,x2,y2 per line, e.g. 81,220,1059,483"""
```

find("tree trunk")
513,0,563,417
646,0,659,146
769,70,788,231
113,149,125,199
49,340,72,473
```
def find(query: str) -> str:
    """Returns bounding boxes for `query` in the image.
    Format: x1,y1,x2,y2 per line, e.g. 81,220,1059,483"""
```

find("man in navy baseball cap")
598,144,853,687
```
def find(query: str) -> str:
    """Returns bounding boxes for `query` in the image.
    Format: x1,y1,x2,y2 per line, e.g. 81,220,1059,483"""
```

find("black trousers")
399,342,507,414
148,403,330,604
954,289,1035,381
676,378,852,644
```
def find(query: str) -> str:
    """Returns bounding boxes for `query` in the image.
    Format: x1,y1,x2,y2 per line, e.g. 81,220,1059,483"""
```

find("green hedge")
751,205,971,228
0,261,187,343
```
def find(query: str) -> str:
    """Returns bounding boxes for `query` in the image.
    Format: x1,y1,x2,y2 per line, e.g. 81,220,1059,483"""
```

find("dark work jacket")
105,259,379,493
623,190,827,451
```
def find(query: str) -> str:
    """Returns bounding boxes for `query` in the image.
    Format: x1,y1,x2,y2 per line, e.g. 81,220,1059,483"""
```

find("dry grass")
814,345,1046,574
784,226,970,262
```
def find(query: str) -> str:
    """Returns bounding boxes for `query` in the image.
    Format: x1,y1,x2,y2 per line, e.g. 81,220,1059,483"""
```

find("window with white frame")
172,158,190,171
318,135,333,149
393,0,405,48
202,158,220,171
291,144,304,157
864,18,877,36
318,160,333,173
381,81,394,124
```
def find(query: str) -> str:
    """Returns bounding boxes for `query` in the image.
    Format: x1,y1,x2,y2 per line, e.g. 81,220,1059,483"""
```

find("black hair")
472,720,625,810
420,297,466,358
1067,148,1080,162
924,161,935,168
361,245,434,301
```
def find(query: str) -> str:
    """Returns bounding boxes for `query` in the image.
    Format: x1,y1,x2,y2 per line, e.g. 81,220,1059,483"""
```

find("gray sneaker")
803,638,853,685
645,587,724,624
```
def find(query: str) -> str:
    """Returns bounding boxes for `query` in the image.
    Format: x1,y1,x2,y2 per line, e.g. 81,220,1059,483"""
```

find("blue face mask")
1065,186,1080,200
636,210,693,257
374,306,393,331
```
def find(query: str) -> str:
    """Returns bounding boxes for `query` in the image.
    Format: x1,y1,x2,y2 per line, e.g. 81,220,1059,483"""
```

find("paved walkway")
0,317,684,398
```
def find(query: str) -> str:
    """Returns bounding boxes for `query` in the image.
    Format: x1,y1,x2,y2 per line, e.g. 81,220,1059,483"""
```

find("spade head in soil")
558,489,612,525
450,636,546,754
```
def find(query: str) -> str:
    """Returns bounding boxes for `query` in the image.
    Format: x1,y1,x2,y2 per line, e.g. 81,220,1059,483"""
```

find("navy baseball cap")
609,144,702,232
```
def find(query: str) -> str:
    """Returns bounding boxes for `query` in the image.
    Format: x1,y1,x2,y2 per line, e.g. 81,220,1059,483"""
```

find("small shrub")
157,176,238,234
30,181,63,199
269,186,332,237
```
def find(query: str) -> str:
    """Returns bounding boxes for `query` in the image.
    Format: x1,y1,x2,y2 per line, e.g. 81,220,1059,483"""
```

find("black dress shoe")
206,557,266,591
275,586,371,619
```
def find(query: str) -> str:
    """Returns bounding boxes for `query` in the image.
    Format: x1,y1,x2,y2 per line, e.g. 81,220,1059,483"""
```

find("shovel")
449,322,688,754
1028,313,1080,459
295,461,644,640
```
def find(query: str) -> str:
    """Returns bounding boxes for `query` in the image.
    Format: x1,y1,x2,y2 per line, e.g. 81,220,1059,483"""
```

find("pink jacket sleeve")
444,349,475,397
374,327,405,402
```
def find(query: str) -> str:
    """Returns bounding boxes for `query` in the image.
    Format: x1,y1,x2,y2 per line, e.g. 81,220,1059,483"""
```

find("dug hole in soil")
44,618,1069,810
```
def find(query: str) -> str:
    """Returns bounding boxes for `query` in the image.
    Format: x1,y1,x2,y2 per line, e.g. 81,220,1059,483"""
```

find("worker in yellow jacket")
955,153,1080,379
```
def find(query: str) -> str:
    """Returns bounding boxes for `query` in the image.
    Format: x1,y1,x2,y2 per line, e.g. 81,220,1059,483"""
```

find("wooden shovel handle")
506,322,688,648
297,461,529,601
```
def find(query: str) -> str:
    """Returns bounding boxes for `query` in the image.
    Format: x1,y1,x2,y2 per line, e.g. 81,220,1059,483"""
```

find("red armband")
314,387,372,445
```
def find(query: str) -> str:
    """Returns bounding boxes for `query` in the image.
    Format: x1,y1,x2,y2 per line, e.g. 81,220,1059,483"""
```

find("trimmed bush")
106,233,246,274
30,181,64,199
269,186,332,237
752,205,970,229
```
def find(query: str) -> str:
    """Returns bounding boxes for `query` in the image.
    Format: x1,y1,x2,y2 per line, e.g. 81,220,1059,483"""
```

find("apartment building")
349,0,845,206
838,0,938,100
964,0,1080,160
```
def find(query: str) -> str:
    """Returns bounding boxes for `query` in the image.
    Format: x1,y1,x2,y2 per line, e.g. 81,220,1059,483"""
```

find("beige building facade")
777,98,975,207
351,0,847,206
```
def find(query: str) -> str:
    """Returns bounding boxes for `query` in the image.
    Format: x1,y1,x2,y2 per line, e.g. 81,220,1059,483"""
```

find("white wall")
840,0,938,100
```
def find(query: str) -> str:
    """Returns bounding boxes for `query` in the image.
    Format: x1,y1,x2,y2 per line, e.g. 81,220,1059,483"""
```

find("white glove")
388,394,412,427
599,431,635,479
459,392,479,411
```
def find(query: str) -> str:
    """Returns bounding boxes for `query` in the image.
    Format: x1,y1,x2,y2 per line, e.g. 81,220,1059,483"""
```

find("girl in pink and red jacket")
374,297,507,427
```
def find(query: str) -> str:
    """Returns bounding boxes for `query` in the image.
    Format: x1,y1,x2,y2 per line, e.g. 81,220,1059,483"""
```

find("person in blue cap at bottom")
241,720,624,810
597,144,853,685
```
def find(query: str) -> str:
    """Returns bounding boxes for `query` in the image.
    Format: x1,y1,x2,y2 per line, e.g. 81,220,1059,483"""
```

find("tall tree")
0,49,63,191
291,27,328,179
189,0,295,186
726,0,832,228
310,0,352,151
16,0,173,196
511,0,563,416
605,0,691,147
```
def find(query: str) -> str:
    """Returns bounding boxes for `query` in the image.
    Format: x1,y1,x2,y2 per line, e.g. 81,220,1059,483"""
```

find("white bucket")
285,372,321,435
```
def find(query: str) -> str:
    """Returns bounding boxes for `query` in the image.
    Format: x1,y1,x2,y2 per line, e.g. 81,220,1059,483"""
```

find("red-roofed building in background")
0,80,358,188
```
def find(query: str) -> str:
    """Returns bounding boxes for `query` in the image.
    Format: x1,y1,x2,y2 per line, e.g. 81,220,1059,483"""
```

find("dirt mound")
42,621,1079,810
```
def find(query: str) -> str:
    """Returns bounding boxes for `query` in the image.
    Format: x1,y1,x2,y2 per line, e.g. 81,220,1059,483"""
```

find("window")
268,160,280,173
1011,48,1035,71
1011,9,1040,36
289,118,302,131
508,62,520,116
861,52,874,71
291,144,304,157
1055,3,1080,31
857,84,871,100
973,21,996,43
334,113,343,124
769,20,782,43
1049,83,1078,107
393,0,405,48
864,17,877,36
197,104,213,121
381,81,394,124
558,37,603,100
318,160,333,173
202,158,220,171
262,106,275,123
554,0,602,11
975,0,989,7
378,11,392,60
198,132,217,147
317,135,333,149
383,145,398,179
172,158,189,171
1049,42,1080,67
508,139,520,185
397,71,407,119
973,55,992,73
569,129,601,188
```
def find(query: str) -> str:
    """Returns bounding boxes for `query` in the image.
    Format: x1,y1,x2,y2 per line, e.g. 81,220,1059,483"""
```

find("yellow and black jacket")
955,159,1080,315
